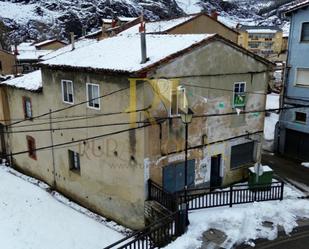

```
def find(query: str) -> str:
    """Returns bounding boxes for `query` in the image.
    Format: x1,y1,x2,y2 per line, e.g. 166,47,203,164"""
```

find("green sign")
234,94,246,107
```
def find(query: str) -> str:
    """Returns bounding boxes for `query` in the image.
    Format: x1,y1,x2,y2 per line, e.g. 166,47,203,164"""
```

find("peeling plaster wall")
6,69,147,229
145,40,269,187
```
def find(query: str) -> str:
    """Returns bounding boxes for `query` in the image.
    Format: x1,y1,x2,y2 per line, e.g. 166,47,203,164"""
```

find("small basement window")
68,150,80,171
233,82,246,107
23,96,32,119
26,136,37,160
87,83,100,109
61,80,74,104
301,22,309,42
295,112,307,123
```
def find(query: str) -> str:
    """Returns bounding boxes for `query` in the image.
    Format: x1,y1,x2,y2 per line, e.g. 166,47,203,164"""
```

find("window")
233,82,246,107
296,68,309,86
87,83,100,109
68,150,80,171
22,96,32,119
61,80,74,104
295,112,307,123
170,85,186,116
26,136,37,160
231,142,255,169
301,22,309,42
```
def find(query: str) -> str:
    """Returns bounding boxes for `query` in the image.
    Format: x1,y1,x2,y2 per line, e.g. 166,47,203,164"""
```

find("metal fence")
104,210,185,249
176,181,284,210
105,180,284,249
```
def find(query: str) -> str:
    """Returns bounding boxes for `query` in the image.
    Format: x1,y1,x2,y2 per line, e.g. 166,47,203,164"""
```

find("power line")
10,106,150,129
7,119,166,158
5,104,309,135
5,120,158,134
8,82,140,127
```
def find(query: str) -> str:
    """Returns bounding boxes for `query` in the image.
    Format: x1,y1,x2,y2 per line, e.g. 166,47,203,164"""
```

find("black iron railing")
148,180,178,212
104,210,185,249
176,181,284,210
105,180,284,249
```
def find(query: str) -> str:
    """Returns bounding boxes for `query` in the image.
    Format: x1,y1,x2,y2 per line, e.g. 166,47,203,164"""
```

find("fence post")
280,182,284,201
229,185,233,207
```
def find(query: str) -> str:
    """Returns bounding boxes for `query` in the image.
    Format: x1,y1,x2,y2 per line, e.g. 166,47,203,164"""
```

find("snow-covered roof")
41,34,216,73
16,42,52,61
34,39,65,48
284,0,309,15
247,29,278,34
17,50,52,61
119,16,195,35
41,39,97,61
1,70,42,91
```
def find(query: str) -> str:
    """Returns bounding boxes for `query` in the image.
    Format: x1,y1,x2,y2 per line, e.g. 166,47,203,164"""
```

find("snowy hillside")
0,0,300,46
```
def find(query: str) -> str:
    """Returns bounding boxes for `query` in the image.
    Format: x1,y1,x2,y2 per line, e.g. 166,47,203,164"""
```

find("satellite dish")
254,163,264,176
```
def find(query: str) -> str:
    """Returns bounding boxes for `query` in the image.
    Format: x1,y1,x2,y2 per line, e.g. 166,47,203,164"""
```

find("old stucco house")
119,12,239,43
0,32,272,229
0,48,16,75
86,12,239,43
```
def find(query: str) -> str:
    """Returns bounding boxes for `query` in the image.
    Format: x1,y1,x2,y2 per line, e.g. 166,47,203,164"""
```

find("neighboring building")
119,12,239,43
276,1,309,161
34,39,67,51
237,25,284,58
84,17,142,40
14,40,66,73
0,49,16,75
0,33,272,229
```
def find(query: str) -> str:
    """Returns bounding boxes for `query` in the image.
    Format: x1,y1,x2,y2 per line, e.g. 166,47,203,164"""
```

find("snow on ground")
0,165,125,249
165,184,309,249
301,162,309,168
264,94,280,140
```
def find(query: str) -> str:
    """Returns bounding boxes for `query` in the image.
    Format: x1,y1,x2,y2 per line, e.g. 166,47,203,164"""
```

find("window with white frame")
233,82,246,107
61,80,74,104
87,83,100,109
296,68,309,86
170,85,186,116
301,22,309,42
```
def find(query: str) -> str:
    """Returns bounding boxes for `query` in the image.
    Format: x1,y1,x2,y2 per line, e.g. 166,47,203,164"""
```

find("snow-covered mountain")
0,0,301,47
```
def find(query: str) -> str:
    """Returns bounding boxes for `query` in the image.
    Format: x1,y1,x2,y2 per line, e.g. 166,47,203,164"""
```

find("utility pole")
49,109,56,188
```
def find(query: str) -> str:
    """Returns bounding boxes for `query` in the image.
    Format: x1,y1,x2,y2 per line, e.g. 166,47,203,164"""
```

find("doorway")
163,160,195,193
210,154,222,188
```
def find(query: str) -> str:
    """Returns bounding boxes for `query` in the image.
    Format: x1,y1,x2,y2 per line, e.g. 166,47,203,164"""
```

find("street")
238,223,309,249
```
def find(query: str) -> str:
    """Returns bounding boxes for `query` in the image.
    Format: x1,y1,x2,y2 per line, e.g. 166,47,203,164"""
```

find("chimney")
111,18,117,28
101,21,106,39
211,10,218,20
70,32,75,50
14,44,19,55
139,15,148,64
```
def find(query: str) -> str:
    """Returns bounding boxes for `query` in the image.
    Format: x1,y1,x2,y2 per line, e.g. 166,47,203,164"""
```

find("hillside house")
0,33,272,229
237,25,284,59
0,49,16,75
276,1,309,161
14,39,66,73
119,12,239,43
